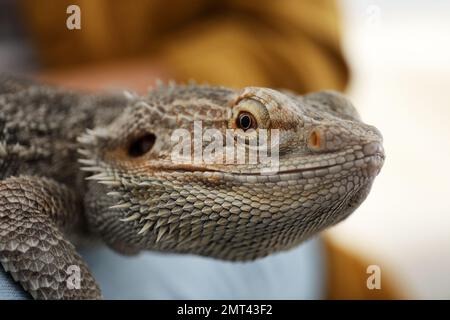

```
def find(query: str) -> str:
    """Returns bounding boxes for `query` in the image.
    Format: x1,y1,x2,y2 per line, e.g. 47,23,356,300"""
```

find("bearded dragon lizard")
0,74,384,299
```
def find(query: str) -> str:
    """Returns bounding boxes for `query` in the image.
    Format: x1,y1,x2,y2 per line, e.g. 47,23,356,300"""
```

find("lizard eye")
230,98,269,131
128,133,156,157
236,112,257,131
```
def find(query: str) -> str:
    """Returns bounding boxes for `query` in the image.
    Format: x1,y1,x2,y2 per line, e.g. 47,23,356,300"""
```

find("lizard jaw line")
157,153,385,177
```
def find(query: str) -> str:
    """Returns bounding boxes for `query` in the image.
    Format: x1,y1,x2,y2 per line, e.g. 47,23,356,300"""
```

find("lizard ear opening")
128,133,156,157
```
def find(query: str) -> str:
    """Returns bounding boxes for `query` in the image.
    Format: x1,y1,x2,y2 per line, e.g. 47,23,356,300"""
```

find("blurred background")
332,0,450,299
0,0,449,299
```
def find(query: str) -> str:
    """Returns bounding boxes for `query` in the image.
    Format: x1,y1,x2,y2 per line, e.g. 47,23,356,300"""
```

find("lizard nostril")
308,129,322,151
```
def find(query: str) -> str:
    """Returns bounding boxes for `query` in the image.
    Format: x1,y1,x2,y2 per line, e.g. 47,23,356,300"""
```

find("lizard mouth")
274,153,385,176
152,152,385,177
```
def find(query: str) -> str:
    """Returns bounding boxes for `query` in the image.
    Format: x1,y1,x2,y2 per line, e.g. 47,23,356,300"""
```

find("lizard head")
79,84,384,260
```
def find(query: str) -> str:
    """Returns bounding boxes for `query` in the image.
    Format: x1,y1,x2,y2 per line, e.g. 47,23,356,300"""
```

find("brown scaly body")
0,74,384,299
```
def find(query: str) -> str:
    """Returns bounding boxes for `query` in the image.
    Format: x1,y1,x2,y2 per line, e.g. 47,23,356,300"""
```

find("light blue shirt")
0,237,326,299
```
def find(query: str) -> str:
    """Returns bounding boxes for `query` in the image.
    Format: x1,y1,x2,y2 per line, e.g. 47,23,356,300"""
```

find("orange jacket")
20,0,348,93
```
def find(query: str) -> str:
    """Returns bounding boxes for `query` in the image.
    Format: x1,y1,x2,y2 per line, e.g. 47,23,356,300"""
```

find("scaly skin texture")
0,74,384,299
